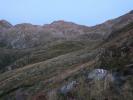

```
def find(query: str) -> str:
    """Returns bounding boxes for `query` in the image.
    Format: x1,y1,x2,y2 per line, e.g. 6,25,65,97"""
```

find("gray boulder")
59,81,77,95
87,69,108,80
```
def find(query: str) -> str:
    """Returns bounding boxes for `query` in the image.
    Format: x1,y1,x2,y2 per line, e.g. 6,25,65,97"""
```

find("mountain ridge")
1,10,133,49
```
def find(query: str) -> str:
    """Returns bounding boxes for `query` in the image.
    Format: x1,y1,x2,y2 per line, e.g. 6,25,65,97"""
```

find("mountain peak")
14,23,33,28
52,20,66,23
129,10,133,14
51,20,76,26
0,20,12,28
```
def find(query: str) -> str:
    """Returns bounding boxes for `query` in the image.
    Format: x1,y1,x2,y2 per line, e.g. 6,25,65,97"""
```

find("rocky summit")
0,11,133,100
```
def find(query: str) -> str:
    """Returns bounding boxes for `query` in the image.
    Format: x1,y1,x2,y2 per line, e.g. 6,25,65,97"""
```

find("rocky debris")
87,68,129,89
87,69,108,80
59,81,78,95
58,68,130,93
57,68,131,99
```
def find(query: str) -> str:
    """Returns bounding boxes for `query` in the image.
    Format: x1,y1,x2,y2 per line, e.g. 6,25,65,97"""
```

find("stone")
87,69,108,80
59,81,77,95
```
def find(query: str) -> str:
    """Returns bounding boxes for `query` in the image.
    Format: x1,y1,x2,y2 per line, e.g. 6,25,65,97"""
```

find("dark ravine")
0,11,133,100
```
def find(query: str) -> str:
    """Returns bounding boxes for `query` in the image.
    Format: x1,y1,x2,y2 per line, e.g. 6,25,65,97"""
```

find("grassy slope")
0,38,102,98
0,48,31,72
0,47,99,98
0,23,133,99
1,40,101,72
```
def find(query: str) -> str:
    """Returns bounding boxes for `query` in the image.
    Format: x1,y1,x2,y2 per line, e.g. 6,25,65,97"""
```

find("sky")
0,0,133,26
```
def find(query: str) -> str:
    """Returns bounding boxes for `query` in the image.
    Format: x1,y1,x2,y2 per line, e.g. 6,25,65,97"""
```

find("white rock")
88,69,108,80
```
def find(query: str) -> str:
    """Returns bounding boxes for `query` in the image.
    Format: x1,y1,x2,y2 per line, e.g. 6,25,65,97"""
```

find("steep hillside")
0,11,133,100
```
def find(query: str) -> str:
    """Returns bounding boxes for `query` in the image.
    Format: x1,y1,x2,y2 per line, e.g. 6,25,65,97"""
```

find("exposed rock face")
0,11,133,49
43,20,87,38
0,20,90,48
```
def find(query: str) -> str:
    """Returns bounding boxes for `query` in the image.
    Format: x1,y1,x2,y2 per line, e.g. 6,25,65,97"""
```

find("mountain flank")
0,11,133,100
